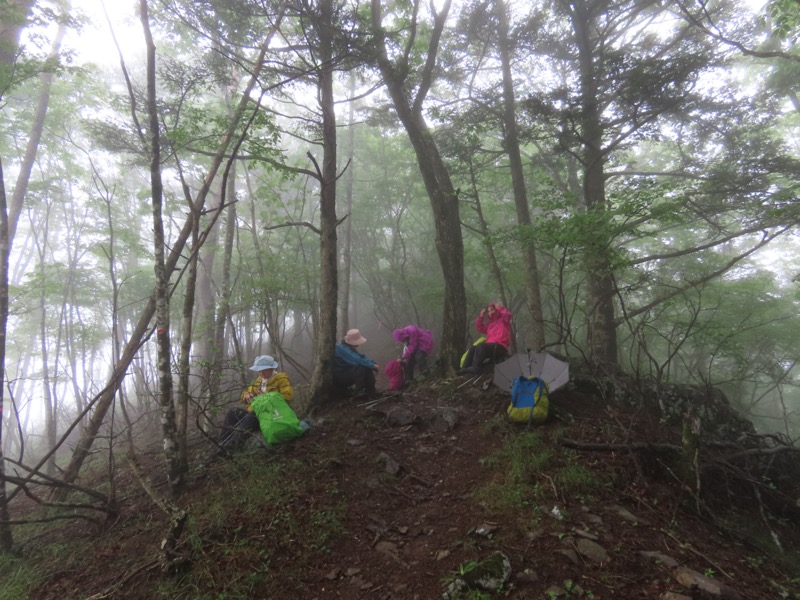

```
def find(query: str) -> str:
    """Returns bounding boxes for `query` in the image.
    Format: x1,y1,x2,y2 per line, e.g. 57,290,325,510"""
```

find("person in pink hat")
333,329,381,399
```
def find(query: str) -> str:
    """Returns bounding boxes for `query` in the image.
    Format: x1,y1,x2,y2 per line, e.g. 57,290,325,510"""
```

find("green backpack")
249,392,304,445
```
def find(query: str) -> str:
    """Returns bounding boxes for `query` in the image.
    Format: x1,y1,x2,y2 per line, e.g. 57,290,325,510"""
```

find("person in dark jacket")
333,329,381,399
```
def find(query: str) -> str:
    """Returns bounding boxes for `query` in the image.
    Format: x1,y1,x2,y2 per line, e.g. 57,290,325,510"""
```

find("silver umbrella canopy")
492,352,569,392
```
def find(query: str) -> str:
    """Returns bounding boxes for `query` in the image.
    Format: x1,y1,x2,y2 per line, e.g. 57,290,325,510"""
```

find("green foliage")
769,0,800,40
0,554,42,600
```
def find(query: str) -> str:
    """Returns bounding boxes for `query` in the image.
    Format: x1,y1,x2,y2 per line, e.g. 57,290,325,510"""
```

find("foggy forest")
0,0,798,575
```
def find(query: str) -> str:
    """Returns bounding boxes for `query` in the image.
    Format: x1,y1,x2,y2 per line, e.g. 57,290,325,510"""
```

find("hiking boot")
457,366,481,376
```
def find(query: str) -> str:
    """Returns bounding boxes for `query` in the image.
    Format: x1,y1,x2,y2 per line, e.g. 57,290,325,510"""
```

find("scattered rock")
376,452,402,475
385,406,417,426
435,549,450,560
660,592,692,600
324,568,340,580
575,528,600,541
576,538,610,564
555,548,581,565
672,566,742,600
442,552,512,600
428,408,459,431
609,504,648,525
583,513,603,524
375,540,399,555
640,550,680,569
345,567,361,577
474,523,498,537
514,568,539,584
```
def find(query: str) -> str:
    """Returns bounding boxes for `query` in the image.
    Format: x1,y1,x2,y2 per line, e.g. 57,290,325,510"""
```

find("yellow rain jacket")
241,371,294,406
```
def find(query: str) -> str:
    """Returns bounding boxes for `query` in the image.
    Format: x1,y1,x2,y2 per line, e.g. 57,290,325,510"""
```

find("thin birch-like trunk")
140,0,183,497
51,22,281,498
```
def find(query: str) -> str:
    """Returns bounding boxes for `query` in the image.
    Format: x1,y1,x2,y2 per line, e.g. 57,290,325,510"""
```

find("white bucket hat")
249,355,279,371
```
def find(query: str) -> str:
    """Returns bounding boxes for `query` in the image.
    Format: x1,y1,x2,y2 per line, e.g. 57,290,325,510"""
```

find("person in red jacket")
458,302,512,375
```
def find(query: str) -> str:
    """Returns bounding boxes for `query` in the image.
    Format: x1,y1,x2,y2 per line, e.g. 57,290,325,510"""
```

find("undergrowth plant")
0,555,41,600
475,430,611,520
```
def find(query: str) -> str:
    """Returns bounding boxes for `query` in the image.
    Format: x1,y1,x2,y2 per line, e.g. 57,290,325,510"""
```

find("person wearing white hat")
240,355,293,403
333,329,381,399
219,355,294,450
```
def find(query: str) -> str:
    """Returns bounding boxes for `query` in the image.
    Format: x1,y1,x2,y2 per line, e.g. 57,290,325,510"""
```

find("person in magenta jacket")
458,302,512,375
392,325,434,381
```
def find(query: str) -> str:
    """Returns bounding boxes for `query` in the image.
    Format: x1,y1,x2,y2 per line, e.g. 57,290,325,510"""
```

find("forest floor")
9,371,800,600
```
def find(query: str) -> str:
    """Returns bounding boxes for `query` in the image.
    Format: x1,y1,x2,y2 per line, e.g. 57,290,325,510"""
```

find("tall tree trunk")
140,0,182,498
571,0,618,366
0,0,62,550
371,0,466,372
8,0,68,243
309,0,339,407
338,73,356,338
465,155,509,319
176,201,199,470
0,157,13,551
495,0,546,352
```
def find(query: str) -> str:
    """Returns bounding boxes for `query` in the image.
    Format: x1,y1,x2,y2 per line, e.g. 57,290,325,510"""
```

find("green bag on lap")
249,392,304,444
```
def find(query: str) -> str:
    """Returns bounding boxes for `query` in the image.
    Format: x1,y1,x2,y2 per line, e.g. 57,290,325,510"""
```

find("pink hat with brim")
344,329,367,345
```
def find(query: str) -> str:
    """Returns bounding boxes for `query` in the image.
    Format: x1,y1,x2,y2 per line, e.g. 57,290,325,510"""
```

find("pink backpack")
384,359,405,390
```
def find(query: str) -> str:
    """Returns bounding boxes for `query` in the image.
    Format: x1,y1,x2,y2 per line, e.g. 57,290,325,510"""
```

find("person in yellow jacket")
240,355,294,404
219,355,294,450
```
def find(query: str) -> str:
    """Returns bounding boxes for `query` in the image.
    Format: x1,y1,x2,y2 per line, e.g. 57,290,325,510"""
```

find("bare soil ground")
18,374,800,600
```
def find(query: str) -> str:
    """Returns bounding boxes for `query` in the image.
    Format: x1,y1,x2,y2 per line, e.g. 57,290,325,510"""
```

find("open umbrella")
493,351,569,393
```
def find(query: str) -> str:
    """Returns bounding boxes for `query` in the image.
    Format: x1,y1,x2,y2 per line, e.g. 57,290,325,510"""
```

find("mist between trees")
0,0,796,551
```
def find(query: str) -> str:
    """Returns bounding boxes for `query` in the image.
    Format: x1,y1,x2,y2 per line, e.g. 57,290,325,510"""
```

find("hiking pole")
216,410,252,449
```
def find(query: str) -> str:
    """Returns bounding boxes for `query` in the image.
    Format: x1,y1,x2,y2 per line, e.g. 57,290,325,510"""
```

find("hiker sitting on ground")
220,355,294,449
458,302,512,375
333,329,381,399
392,325,434,382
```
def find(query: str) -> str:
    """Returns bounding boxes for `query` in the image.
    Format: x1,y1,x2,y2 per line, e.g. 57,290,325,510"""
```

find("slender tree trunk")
309,0,339,407
496,0,545,351
338,73,356,338
140,0,182,497
0,157,14,551
371,0,466,372
465,155,509,317
176,206,199,470
0,0,62,549
8,0,68,243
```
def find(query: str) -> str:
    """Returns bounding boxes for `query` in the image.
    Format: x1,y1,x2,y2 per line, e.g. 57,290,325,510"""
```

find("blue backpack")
507,377,549,425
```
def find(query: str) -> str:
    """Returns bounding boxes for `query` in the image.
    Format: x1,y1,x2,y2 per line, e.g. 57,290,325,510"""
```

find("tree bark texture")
7,0,68,244
309,0,339,407
0,158,15,551
571,0,619,366
140,0,183,498
371,0,467,372
495,0,546,352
